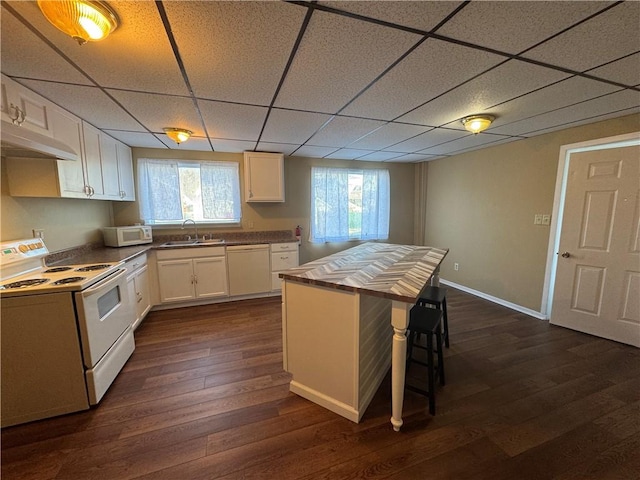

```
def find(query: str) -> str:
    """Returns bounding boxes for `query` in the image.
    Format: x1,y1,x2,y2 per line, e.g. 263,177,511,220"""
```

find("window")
310,167,390,243
138,158,241,225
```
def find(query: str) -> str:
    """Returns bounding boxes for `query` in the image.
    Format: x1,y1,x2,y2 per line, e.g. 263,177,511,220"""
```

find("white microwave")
103,226,152,247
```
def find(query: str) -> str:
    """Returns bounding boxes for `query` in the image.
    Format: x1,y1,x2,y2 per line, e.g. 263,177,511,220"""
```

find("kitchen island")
279,242,448,431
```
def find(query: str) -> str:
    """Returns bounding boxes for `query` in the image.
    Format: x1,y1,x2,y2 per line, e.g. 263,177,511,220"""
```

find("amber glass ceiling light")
164,128,193,144
461,115,495,134
37,0,119,45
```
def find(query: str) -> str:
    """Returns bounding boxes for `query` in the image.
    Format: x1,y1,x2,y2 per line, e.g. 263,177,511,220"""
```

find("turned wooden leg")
390,301,410,432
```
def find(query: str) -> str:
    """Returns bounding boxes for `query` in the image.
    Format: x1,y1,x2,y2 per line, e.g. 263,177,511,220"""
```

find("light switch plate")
542,214,551,226
534,214,543,225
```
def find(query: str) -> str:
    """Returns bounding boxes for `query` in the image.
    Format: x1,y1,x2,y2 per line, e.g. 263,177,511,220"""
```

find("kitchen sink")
196,239,225,245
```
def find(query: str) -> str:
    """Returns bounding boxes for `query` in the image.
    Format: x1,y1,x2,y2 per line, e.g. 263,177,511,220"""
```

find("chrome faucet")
181,218,198,241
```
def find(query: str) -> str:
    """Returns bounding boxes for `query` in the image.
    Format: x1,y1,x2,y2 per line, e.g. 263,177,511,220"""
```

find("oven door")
75,268,134,368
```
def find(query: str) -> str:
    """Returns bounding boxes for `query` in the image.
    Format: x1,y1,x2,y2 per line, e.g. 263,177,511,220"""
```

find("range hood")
1,120,78,161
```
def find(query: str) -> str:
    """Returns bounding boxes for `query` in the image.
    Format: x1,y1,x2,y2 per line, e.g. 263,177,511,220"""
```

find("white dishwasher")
227,244,271,296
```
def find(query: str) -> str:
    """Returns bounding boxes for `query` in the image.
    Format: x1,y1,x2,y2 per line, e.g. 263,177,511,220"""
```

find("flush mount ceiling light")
37,0,119,45
461,114,495,134
163,128,193,144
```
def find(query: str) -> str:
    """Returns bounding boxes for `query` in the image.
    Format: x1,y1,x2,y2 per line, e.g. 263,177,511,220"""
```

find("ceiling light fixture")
461,114,495,134
163,128,193,144
37,0,119,45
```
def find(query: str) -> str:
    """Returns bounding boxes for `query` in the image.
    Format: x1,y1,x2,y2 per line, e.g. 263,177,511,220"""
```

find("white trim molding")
439,279,548,320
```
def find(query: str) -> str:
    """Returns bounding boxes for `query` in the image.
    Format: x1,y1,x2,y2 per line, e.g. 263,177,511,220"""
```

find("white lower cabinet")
157,247,228,303
270,242,299,291
124,254,151,330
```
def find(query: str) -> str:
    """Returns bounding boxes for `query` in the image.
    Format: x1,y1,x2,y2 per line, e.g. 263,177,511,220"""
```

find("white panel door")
551,144,640,347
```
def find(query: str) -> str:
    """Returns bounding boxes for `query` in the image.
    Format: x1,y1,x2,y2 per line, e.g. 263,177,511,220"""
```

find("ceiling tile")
319,1,464,32
255,142,299,156
477,76,620,134
208,139,256,153
292,146,339,158
386,153,441,163
358,151,405,162
348,123,431,150
420,132,511,155
521,108,640,137
307,117,387,148
523,2,640,72
437,1,611,54
274,9,421,113
107,89,203,135
165,1,306,105
324,149,375,160
586,53,640,87
446,137,520,156
384,128,468,153
102,131,168,149
198,100,268,141
496,89,640,136
19,79,145,131
0,4,92,85
343,38,504,121
261,109,333,144
396,59,570,128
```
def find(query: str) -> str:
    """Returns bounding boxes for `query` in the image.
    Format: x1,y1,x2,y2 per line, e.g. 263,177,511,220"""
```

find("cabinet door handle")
280,256,288,260
9,104,26,126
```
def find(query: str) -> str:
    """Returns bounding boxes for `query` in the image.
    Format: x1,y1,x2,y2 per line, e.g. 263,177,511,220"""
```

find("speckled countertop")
46,230,298,266
279,242,448,303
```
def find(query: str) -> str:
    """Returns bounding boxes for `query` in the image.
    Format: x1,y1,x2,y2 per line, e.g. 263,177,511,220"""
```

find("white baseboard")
439,279,548,320
289,381,361,423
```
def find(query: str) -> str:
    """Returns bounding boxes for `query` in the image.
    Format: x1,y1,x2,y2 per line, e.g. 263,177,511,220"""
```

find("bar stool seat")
417,286,449,348
405,304,445,416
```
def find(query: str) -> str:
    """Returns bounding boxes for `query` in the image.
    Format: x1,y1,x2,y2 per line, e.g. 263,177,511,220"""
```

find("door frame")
541,131,640,319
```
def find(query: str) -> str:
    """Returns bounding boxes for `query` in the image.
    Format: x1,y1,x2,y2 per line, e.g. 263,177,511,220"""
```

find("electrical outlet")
32,229,44,239
542,214,551,226
454,262,459,271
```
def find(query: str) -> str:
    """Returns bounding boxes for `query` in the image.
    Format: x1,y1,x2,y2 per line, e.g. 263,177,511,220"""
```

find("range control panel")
0,239,49,266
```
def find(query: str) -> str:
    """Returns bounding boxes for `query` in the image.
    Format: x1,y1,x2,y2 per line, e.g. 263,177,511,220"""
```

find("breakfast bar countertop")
279,242,448,303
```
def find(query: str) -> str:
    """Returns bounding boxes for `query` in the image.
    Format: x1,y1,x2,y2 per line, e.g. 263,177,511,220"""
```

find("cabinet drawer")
271,251,298,271
271,242,298,253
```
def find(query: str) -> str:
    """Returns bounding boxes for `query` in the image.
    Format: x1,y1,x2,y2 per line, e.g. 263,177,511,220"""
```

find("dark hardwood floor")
2,288,639,479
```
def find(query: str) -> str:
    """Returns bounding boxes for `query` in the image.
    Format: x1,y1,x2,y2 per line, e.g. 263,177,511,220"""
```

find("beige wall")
423,113,640,312
0,158,113,252
113,149,416,264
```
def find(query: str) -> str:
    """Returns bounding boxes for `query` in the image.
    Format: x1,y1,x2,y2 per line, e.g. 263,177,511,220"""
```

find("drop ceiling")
1,0,638,162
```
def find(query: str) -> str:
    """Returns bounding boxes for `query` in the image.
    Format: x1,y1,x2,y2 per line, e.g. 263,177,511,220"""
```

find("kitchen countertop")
45,230,299,266
279,242,448,303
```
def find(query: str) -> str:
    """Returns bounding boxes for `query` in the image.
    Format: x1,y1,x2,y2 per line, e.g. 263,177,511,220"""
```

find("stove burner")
52,276,86,285
44,267,73,273
0,278,49,289
75,264,111,272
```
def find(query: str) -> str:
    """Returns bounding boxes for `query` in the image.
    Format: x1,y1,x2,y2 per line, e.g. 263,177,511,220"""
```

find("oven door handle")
81,269,127,297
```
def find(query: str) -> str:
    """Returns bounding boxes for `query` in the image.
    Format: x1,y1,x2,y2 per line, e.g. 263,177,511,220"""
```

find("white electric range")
0,238,136,427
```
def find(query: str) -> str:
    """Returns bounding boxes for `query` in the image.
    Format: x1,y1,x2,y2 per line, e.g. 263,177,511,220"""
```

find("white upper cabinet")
1,74,53,138
243,152,285,202
116,142,135,201
98,130,121,200
52,109,86,198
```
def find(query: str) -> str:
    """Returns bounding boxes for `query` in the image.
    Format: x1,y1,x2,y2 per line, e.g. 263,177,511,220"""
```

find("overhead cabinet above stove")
2,75,135,202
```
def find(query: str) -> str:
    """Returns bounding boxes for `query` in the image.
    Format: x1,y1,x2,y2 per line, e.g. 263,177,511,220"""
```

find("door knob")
561,252,571,258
